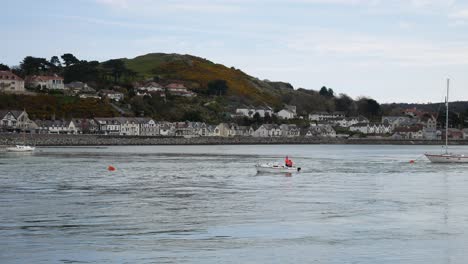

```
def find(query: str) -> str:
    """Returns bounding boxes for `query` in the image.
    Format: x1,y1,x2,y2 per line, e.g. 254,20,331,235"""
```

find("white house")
0,110,37,131
139,118,159,136
118,118,140,136
349,123,392,135
35,120,70,134
27,75,64,90
214,123,232,137
94,118,121,135
277,109,296,119
253,124,282,137
0,71,25,93
277,105,297,119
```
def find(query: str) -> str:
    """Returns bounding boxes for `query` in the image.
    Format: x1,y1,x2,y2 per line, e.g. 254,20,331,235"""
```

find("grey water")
1,145,468,264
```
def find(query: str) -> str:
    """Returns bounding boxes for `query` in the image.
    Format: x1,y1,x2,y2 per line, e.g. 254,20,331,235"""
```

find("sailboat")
425,79,468,163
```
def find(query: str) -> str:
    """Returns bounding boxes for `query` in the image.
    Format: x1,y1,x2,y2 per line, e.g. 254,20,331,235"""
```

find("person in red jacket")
285,156,293,167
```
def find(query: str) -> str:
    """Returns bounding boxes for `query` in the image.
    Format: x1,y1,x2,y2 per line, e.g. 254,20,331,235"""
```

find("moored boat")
425,153,468,163
425,79,468,163
6,145,36,152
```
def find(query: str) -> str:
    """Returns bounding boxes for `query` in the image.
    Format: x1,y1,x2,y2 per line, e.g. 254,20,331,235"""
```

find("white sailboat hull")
425,153,468,163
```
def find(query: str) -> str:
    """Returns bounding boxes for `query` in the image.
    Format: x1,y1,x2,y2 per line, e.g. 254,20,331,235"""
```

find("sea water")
1,145,468,264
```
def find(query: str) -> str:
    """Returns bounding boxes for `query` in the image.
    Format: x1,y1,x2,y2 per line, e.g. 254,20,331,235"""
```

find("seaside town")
1,69,465,140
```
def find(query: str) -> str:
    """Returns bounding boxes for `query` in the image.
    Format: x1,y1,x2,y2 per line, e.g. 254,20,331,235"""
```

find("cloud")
95,0,243,13
284,30,468,67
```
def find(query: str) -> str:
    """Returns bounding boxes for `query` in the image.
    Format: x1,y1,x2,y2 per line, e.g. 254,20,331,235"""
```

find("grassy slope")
122,53,283,106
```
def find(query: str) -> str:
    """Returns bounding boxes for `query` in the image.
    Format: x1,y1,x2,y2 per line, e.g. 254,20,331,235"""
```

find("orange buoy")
108,165,116,171
409,160,415,164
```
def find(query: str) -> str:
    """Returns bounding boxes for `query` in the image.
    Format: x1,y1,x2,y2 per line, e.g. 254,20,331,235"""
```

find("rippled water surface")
2,145,468,263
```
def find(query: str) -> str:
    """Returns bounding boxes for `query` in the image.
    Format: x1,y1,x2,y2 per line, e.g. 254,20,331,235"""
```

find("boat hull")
255,165,300,173
6,145,35,152
425,154,468,163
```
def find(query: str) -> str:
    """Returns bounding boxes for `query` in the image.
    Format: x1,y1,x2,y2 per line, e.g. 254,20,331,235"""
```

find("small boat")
6,145,36,152
425,79,468,163
255,162,301,173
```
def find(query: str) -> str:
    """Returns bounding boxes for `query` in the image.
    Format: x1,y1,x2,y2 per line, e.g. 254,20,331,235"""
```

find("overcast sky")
2,0,468,103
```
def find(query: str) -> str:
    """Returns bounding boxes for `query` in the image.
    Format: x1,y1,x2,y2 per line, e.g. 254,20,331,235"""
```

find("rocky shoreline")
1,134,468,146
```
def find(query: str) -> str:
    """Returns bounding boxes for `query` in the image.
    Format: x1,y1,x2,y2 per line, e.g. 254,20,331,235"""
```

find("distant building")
382,116,417,129
309,112,345,121
235,105,274,118
303,124,336,137
65,81,96,95
392,124,424,139
26,75,64,90
135,82,166,97
100,90,124,101
0,71,25,93
166,83,196,97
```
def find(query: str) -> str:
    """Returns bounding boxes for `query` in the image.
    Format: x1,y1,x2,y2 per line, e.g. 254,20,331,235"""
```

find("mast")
445,78,449,153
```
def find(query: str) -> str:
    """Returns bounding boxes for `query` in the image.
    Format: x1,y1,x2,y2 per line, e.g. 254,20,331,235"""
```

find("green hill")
122,53,291,106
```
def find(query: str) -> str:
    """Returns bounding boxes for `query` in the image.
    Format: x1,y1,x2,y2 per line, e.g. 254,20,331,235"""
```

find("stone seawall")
1,134,468,146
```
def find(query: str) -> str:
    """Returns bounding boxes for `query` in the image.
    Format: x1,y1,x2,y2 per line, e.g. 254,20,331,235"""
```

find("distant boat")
425,79,468,163
255,162,301,173
6,145,36,152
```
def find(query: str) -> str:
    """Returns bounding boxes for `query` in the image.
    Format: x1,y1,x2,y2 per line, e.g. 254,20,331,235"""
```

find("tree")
319,86,329,97
61,53,79,67
207,79,228,96
20,56,51,75
335,93,354,113
50,56,61,67
0,63,10,71
253,112,261,124
357,97,381,118
319,86,334,97
102,59,127,83
62,60,101,83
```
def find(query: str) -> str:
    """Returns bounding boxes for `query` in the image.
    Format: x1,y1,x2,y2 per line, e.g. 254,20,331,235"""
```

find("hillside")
0,93,117,119
2,52,377,121
122,53,293,106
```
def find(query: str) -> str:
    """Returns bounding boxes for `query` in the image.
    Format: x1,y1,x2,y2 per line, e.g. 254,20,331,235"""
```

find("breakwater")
1,134,468,146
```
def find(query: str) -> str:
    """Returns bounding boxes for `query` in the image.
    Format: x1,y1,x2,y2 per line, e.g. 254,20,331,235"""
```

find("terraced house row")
0,110,338,138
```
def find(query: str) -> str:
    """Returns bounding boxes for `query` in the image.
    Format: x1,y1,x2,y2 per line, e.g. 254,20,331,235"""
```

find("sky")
2,0,468,103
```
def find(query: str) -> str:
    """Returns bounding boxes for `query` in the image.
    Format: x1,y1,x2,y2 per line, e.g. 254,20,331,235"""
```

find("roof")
0,110,24,119
0,71,23,81
166,83,186,89
28,75,63,81
393,124,424,133
100,89,123,95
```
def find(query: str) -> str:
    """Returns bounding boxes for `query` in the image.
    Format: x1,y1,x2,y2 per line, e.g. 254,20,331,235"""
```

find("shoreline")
1,134,468,146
